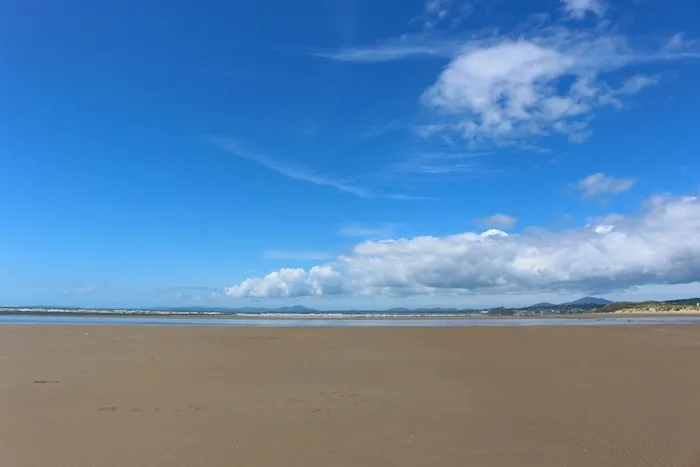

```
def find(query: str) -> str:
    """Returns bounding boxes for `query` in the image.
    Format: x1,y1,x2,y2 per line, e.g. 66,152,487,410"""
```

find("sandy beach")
2,324,700,467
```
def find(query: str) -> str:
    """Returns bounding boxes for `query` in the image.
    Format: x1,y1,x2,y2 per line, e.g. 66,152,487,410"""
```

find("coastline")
2,313,700,327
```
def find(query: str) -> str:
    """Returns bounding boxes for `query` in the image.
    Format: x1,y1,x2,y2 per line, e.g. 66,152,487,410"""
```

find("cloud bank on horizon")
227,194,700,299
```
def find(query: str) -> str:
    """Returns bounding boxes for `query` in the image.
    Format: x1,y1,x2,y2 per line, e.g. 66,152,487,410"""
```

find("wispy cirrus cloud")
385,193,434,201
307,34,461,62
315,0,479,62
311,0,476,63
412,0,451,29
561,0,606,20
664,33,695,53
208,137,372,198
410,0,476,30
209,137,430,200
477,213,518,228
337,222,400,239
575,173,635,198
618,74,660,94
390,149,493,178
358,119,403,140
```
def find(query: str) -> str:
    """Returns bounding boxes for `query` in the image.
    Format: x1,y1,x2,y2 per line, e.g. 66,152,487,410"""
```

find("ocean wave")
0,307,479,318
230,312,478,318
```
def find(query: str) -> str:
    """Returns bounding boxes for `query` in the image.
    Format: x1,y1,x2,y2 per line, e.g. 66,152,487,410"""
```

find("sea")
1,307,700,327
0,307,481,319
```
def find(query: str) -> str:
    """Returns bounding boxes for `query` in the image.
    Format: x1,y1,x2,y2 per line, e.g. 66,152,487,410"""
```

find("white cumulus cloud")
227,195,700,299
421,27,680,145
593,224,614,234
576,173,635,198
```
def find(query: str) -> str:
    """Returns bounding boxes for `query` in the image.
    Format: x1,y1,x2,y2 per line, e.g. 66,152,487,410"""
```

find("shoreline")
2,313,700,327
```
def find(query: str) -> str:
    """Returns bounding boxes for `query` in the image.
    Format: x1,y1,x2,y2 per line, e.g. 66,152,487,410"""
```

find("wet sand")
2,324,700,467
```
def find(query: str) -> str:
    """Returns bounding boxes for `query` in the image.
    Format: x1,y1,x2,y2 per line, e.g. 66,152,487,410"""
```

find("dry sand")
2,324,700,467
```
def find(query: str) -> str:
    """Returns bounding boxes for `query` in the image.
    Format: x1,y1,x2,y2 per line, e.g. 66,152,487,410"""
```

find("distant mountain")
530,302,555,308
156,306,269,313
274,305,316,312
415,307,461,313
386,307,462,313
563,296,612,306
153,306,320,313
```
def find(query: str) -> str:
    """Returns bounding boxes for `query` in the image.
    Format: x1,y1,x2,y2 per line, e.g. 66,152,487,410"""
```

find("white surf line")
2,315,700,327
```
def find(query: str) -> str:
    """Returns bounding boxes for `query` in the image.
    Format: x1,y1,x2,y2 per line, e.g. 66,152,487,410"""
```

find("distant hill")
415,307,461,313
597,298,700,313
563,296,612,306
527,297,610,308
153,305,318,313
154,306,267,313
274,305,316,312
388,307,462,313
665,297,700,306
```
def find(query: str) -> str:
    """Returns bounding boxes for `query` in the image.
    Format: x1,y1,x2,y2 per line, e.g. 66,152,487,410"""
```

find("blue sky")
1,0,699,309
